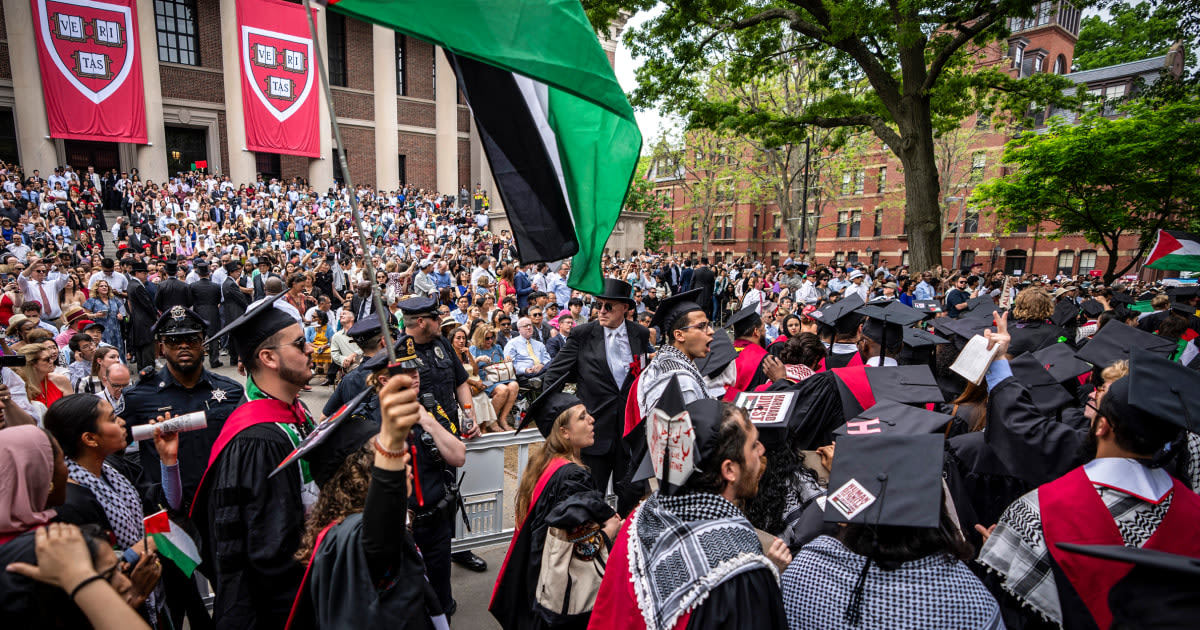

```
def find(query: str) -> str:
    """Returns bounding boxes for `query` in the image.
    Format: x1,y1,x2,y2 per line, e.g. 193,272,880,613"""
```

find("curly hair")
295,444,374,564
741,441,817,534
1011,287,1054,322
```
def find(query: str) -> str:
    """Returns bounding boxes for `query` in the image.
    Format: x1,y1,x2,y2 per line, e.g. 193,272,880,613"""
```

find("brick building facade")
653,4,1185,279
0,0,497,196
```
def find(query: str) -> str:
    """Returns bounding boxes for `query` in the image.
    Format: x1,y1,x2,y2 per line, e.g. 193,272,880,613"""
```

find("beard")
277,360,312,388
1080,416,1101,462
734,455,769,501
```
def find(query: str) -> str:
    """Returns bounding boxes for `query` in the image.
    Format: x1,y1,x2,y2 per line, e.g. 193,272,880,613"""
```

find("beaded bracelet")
373,436,407,459
69,574,106,601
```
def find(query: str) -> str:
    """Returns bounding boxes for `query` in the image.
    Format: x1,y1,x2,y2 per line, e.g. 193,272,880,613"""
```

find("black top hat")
594,278,635,307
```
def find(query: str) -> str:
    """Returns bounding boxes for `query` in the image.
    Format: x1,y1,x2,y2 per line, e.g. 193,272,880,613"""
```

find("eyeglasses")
597,301,624,312
485,335,495,340
680,321,715,332
267,336,307,352
163,334,203,346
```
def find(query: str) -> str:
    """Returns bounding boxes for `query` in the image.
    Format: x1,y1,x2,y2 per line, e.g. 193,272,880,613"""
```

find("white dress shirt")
604,324,632,387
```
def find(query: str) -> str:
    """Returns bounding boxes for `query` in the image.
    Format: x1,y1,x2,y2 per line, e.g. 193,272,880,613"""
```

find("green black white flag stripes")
321,0,642,294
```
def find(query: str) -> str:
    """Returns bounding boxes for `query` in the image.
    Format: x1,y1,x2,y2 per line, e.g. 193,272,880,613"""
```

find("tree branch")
923,12,1001,93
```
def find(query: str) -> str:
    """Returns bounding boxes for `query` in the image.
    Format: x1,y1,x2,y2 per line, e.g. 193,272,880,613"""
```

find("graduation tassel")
844,556,871,627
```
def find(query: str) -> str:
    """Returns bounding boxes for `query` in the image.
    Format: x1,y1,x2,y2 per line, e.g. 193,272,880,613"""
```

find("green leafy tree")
1074,2,1190,72
972,98,1200,282
584,0,1081,273
620,160,676,253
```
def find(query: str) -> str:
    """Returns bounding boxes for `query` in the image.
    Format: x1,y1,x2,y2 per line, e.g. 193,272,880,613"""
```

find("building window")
841,172,852,196
398,154,406,185
971,152,987,181
837,211,848,238
847,251,859,264
690,218,698,241
1078,250,1097,275
854,169,865,195
724,215,734,240
1038,2,1052,25
326,12,347,87
834,251,845,266
1057,250,1076,274
871,250,881,267
901,250,910,266
395,33,407,96
1010,221,1028,234
960,250,976,269
255,153,281,181
874,208,884,236
1012,43,1024,70
155,0,199,66
1005,249,1028,275
752,214,760,239
1054,54,1066,74
877,166,887,193
773,213,782,238
850,210,862,237
332,148,348,183
1103,84,1126,115
963,207,980,233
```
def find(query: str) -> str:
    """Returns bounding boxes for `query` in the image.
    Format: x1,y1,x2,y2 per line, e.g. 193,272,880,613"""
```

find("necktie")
38,282,51,317
526,339,541,367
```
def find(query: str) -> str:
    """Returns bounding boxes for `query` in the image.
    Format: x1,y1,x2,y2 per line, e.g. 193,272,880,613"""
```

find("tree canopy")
972,96,1200,281
1074,2,1191,71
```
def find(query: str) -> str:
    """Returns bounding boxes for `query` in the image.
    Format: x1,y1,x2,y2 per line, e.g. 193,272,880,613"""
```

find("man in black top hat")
126,259,157,369
542,278,651,511
188,259,223,368
220,261,251,362
155,259,192,314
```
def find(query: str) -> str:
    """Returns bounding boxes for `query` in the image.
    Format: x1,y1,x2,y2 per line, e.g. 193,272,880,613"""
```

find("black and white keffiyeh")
628,492,777,630
782,535,1002,630
67,458,144,548
637,344,709,413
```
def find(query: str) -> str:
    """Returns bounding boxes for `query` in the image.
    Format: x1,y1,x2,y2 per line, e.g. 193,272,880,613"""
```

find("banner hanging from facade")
32,0,147,143
237,0,320,158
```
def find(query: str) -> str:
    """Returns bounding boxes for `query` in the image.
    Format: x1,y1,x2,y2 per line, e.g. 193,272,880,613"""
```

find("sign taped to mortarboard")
734,391,796,449
646,406,695,485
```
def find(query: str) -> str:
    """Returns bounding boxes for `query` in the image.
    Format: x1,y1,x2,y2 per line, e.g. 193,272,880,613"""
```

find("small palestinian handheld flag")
318,0,641,294
1145,230,1200,271
144,510,201,577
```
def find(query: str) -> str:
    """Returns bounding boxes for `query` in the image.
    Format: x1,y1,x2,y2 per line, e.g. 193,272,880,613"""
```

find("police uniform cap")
649,289,704,333
823,432,945,528
347,313,394,341
833,400,953,438
152,306,208,337
517,373,583,439
360,334,424,372
1030,342,1092,383
725,304,762,337
397,296,440,318
207,293,299,364
1074,321,1176,368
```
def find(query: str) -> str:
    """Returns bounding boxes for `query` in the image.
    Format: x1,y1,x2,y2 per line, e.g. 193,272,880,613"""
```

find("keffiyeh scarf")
637,345,708,412
628,492,776,630
977,484,1172,625
67,458,144,548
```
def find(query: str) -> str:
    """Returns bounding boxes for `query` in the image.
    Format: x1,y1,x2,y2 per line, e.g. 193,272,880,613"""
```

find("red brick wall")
405,39,434,101
281,154,308,182
216,111,230,178
343,17,374,92
457,106,470,133
160,67,225,103
397,132,434,188
397,100,435,128
332,89,373,120
195,0,222,70
457,138,470,189
0,43,10,80
340,126,374,186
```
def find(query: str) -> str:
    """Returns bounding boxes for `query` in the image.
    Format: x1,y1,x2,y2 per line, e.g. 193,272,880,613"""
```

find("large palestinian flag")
1144,230,1200,271
319,0,642,294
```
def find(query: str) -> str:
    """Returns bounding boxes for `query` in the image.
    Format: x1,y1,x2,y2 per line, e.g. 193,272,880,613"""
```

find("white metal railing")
451,429,545,551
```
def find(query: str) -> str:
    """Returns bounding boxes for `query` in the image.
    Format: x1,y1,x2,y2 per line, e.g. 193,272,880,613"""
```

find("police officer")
322,313,396,420
122,305,241,630
398,297,483,614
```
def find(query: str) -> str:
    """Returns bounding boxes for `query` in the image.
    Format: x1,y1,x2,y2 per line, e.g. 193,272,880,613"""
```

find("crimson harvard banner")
237,0,320,158
32,0,147,143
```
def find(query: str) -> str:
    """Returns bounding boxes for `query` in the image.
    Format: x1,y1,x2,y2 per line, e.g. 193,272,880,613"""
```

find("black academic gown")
944,431,1034,550
0,529,93,629
194,423,306,630
984,376,1087,487
766,371,846,450
491,462,613,630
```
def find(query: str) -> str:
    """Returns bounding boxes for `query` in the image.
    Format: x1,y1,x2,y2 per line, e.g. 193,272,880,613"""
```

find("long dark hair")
43,394,103,459
742,441,814,534
836,496,974,570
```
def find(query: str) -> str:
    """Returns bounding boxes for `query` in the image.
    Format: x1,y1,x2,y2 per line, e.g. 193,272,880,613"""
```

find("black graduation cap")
1051,299,1080,327
1110,291,1135,306
725,303,762,337
1166,285,1199,300
832,400,953,438
1080,299,1105,318
636,375,725,496
649,288,704,333
1055,543,1200,629
1074,321,1177,368
1009,353,1075,413
911,300,943,317
961,295,999,319
731,390,797,449
824,432,945,528
695,329,736,378
1126,346,1200,433
1031,343,1092,383
207,292,298,364
835,366,945,416
931,316,996,345
269,388,373,486
856,301,925,362
808,293,865,335
902,327,949,349
516,373,583,439
1170,302,1196,317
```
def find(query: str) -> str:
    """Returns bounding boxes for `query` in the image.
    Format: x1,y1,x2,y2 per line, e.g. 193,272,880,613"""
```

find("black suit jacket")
188,279,222,335
127,278,157,348
155,278,192,314
691,265,715,311
542,319,650,455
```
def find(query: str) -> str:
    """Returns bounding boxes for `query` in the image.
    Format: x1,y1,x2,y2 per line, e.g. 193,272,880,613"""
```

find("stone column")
4,0,57,172
372,25,399,191
434,47,457,194
135,0,167,181
307,5,333,191
219,0,256,182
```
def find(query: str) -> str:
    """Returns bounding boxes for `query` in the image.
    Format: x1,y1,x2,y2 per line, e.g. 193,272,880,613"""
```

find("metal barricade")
452,429,545,551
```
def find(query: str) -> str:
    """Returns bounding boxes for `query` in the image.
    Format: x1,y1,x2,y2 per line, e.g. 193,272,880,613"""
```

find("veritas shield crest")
241,26,315,123
36,0,136,104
